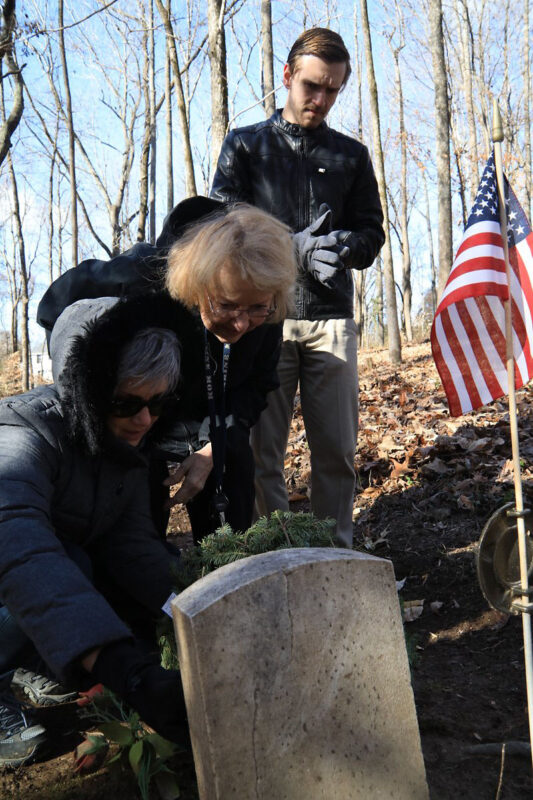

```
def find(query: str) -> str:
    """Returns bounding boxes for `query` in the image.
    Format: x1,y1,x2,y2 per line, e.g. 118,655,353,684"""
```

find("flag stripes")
431,152,533,416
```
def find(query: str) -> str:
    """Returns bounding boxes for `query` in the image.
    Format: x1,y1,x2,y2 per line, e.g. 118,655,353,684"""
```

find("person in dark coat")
210,29,385,548
37,201,297,542
0,294,188,765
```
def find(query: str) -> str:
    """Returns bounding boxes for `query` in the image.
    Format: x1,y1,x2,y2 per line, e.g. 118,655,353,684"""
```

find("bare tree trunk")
375,255,385,347
390,33,412,343
359,0,401,363
455,0,479,204
155,0,197,196
6,152,30,389
148,0,157,243
429,0,453,299
502,0,512,147
450,112,467,226
165,33,174,213
48,142,56,284
0,0,23,167
422,167,437,318
260,0,275,117
354,270,366,348
57,163,64,276
207,0,228,176
58,0,78,266
353,3,363,141
137,11,151,242
524,0,532,219
5,234,20,353
10,300,18,353
352,6,366,349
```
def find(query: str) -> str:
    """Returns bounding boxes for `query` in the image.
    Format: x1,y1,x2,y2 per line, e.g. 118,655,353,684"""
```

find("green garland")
159,511,338,668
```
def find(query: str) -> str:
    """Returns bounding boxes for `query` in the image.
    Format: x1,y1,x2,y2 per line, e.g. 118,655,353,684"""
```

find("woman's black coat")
0,297,184,680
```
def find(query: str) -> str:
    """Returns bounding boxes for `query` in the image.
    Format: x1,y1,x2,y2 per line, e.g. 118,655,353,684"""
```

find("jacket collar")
270,108,328,138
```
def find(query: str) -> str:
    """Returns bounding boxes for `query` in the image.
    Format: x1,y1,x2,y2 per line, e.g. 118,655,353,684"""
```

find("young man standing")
211,28,385,547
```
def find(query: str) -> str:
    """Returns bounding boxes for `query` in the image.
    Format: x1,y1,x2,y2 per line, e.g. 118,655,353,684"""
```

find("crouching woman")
0,294,189,764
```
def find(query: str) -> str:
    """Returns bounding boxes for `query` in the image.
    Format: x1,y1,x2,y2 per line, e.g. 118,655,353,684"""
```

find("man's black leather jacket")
211,110,385,320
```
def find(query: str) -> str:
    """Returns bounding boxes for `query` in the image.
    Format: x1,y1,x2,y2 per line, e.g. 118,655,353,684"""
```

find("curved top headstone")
175,547,382,616
172,546,428,800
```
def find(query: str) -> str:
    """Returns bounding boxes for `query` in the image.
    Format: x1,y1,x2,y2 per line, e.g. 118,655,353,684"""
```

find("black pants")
150,426,255,544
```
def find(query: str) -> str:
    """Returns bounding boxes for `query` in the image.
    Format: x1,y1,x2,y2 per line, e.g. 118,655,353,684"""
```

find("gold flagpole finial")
492,98,504,143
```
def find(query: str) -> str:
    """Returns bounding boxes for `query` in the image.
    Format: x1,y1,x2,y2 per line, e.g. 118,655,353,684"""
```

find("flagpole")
492,98,533,767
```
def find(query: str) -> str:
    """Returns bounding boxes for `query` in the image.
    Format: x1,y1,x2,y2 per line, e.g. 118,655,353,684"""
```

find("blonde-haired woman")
38,198,297,541
163,203,296,538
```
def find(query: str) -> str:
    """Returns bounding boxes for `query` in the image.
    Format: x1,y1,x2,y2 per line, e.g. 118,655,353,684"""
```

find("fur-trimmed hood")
50,293,186,456
37,196,225,339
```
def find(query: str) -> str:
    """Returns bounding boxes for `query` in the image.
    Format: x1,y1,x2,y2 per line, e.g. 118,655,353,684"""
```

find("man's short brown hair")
287,28,351,87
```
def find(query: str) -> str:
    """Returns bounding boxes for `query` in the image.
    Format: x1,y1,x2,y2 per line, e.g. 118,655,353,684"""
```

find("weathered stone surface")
172,548,428,799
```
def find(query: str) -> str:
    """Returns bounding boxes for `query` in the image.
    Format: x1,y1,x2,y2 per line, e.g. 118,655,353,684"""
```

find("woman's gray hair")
117,327,181,390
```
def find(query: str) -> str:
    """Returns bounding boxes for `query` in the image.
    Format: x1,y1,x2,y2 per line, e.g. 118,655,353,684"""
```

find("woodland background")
0,0,532,388
2,4,533,796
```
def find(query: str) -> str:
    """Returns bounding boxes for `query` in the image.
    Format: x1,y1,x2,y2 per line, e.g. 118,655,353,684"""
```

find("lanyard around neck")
203,327,230,525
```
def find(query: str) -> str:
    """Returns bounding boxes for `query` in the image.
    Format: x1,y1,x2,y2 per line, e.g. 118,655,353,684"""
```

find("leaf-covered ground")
2,341,533,798
279,340,533,798
352,343,533,798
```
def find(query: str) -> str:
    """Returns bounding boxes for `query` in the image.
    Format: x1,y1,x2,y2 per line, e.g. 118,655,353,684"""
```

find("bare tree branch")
23,0,120,39
0,0,23,167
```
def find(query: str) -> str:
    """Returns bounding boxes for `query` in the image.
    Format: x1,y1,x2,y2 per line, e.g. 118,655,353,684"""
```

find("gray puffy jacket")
0,297,179,680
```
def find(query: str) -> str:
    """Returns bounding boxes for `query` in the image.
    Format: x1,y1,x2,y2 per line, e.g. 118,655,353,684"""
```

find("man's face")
282,55,347,129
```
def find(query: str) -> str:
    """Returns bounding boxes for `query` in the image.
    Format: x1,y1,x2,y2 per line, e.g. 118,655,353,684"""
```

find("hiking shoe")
10,669,78,707
0,693,47,768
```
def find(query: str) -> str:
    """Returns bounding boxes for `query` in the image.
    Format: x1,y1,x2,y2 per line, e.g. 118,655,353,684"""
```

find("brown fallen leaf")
288,492,307,502
390,457,411,479
424,457,450,474
377,433,399,458
457,494,474,510
466,437,492,453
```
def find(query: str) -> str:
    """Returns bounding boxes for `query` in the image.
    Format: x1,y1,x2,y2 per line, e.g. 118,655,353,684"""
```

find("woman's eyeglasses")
207,294,275,320
109,393,176,418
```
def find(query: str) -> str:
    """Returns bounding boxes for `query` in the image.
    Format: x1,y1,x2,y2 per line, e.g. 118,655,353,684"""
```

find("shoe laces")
16,669,59,694
0,694,30,736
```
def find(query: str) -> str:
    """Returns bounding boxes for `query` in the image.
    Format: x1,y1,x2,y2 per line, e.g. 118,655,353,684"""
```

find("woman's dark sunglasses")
109,393,176,419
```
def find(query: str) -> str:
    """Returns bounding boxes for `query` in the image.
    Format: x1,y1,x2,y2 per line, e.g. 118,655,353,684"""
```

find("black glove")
293,204,349,288
327,229,364,269
92,640,188,744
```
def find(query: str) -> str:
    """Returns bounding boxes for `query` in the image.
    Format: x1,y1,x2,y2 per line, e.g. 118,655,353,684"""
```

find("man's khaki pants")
251,318,358,548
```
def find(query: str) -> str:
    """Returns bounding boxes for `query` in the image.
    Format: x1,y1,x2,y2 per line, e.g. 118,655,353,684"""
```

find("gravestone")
172,548,428,799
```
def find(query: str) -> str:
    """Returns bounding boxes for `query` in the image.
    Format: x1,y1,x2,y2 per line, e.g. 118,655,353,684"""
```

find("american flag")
431,152,533,416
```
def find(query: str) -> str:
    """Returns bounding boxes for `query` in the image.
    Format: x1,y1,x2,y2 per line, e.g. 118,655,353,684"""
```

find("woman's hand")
164,443,213,507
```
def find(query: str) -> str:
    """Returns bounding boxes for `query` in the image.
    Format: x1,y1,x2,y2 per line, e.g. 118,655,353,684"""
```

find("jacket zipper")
300,136,309,316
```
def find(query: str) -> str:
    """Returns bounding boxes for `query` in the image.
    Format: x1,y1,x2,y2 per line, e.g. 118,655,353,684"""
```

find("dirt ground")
2,341,533,798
